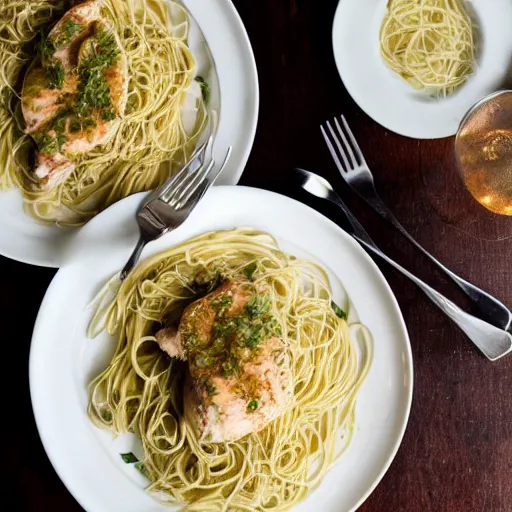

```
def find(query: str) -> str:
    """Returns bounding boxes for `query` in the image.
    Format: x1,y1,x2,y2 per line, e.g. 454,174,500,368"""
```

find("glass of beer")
455,90,512,216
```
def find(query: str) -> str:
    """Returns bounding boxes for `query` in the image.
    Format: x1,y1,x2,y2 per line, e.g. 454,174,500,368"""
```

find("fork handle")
362,189,512,332
120,237,146,281
354,236,512,361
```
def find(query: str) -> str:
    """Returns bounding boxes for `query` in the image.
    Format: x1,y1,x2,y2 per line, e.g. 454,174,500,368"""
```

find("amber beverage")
455,90,512,216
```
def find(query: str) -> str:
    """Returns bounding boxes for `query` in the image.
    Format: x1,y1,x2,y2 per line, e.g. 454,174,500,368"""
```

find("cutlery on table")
120,135,232,280
320,116,512,333
295,168,512,361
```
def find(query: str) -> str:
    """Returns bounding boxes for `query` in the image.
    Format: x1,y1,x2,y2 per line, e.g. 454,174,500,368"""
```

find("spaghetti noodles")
380,0,475,95
88,228,372,511
0,0,206,224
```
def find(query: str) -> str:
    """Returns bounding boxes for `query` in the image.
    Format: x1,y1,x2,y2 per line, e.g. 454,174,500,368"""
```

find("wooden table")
7,0,512,510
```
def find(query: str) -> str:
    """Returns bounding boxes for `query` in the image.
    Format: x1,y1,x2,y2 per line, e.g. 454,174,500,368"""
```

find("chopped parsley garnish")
46,62,65,89
38,32,56,66
244,323,266,349
102,109,116,120
37,132,67,154
121,454,149,479
247,399,258,413
195,76,210,104
190,272,222,296
245,294,271,319
331,301,347,321
53,109,71,133
101,410,112,422
243,262,258,280
222,358,240,376
37,134,58,154
210,294,233,313
134,462,149,478
37,31,64,89
203,380,217,395
183,331,200,351
63,115,98,134
55,20,83,46
195,353,215,369
57,134,67,148
120,452,139,464
76,31,119,113
82,118,97,128
70,121,81,133
96,30,119,63
77,70,112,111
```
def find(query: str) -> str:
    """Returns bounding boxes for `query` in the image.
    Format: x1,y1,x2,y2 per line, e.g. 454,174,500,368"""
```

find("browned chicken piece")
156,280,293,443
21,0,128,189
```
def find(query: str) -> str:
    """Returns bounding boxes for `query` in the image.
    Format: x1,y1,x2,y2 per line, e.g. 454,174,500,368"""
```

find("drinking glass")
455,90,512,216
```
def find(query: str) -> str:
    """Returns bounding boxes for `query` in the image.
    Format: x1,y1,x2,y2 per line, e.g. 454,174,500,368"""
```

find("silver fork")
120,136,232,280
321,116,512,332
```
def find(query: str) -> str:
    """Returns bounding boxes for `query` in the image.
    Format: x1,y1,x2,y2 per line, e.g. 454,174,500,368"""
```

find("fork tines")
320,116,368,174
145,134,215,209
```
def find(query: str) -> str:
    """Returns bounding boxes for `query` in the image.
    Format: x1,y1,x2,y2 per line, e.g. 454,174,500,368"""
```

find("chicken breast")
21,0,128,189
156,280,293,443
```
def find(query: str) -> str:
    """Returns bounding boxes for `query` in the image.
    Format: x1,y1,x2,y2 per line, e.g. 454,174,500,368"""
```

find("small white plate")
30,186,413,512
0,0,258,267
332,0,512,139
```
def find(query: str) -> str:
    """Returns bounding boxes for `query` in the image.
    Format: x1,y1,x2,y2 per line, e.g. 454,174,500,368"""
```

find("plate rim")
0,0,259,268
30,185,414,512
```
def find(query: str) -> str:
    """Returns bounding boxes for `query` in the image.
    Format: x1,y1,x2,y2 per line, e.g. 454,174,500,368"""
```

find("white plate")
30,186,413,512
332,0,512,139
0,0,258,267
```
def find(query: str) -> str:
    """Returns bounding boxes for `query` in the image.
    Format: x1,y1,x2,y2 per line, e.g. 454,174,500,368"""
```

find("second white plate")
0,0,259,267
332,0,512,139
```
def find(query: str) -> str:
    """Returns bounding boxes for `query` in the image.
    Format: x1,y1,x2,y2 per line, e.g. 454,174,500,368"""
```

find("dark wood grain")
5,0,512,510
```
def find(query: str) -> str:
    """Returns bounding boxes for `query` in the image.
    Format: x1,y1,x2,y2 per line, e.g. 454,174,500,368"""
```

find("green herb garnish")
204,380,217,395
331,301,347,321
36,131,66,154
82,118,97,128
37,134,58,154
244,325,264,349
53,109,70,133
56,20,83,46
46,62,65,89
134,462,149,478
102,109,116,120
243,262,258,280
247,399,258,413
38,32,56,66
96,30,119,63
70,121,81,133
57,134,67,150
195,76,210,104
195,353,215,369
245,294,271,319
76,31,119,112
183,331,200,351
101,410,112,422
121,452,139,464
222,358,240,376
37,31,65,89
210,294,233,313
77,70,112,111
